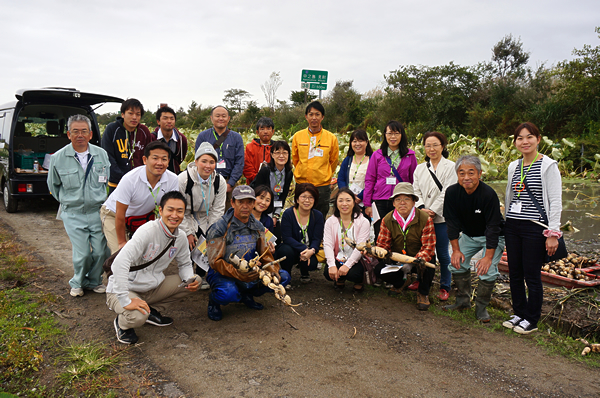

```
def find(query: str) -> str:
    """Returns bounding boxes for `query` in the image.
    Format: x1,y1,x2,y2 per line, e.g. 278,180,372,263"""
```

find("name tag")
98,175,107,183
509,201,522,213
274,200,283,208
314,148,324,157
349,183,362,195
386,177,396,185
217,160,226,169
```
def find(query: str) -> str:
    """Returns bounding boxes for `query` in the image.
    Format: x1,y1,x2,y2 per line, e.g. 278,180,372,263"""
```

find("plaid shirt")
376,214,436,262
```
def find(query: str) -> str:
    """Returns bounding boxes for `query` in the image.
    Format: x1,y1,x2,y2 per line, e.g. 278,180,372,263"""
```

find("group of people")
47,98,562,344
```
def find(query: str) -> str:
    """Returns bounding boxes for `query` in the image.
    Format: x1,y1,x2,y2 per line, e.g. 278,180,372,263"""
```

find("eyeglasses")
70,130,89,136
273,151,288,157
386,132,401,137
393,197,412,204
298,195,314,202
424,144,441,149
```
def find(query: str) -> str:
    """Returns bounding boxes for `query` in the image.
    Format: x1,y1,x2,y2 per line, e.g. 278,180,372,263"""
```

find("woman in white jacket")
323,188,371,292
412,131,457,301
503,122,562,335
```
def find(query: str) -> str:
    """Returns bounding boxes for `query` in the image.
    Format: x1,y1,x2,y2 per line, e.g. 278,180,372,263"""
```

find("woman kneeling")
323,188,371,292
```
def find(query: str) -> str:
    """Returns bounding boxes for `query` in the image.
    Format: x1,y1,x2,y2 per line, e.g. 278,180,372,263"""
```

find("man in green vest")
373,183,437,310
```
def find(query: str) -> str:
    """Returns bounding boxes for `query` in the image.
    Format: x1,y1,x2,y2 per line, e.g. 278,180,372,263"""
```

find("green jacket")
47,143,110,213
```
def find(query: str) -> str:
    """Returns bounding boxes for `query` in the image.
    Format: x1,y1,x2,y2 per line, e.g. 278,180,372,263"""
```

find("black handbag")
521,167,567,262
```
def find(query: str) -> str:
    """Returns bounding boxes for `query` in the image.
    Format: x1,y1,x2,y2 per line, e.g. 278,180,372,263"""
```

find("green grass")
0,233,126,397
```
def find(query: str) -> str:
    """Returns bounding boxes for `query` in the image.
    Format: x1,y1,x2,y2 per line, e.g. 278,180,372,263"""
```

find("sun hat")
389,182,419,202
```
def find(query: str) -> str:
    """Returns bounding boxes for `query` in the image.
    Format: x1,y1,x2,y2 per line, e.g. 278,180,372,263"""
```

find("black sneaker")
502,315,523,330
145,307,173,326
114,316,138,344
514,319,538,335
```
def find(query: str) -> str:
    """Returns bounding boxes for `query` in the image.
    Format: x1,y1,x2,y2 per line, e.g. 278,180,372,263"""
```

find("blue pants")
207,268,291,305
450,234,504,282
505,218,546,326
434,222,452,291
61,209,110,289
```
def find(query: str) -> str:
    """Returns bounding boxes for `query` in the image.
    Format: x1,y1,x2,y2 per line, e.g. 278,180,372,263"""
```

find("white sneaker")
514,319,538,335
199,280,210,290
70,287,84,297
92,284,106,294
502,315,522,330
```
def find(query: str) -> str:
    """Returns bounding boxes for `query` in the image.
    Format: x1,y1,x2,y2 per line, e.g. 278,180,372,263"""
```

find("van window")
17,105,95,138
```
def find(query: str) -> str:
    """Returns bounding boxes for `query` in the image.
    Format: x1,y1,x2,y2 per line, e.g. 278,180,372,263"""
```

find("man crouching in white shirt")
106,190,200,344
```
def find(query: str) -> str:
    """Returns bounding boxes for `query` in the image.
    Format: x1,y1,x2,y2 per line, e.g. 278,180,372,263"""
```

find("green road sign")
301,82,328,90
301,70,328,83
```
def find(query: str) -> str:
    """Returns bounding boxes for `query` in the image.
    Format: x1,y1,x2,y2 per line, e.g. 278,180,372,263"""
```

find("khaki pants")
106,275,193,330
100,206,124,254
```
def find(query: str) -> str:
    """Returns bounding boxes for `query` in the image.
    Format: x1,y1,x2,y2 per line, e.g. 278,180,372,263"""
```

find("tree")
290,90,316,106
261,72,283,111
223,89,252,114
491,34,530,79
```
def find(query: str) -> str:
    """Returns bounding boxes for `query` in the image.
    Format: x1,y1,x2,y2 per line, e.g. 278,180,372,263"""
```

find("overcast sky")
0,0,598,115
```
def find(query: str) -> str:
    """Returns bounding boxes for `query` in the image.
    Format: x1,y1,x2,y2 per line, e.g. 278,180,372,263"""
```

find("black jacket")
251,165,293,205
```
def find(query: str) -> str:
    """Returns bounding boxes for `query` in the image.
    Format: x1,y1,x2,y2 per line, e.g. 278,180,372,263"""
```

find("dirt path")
2,198,599,398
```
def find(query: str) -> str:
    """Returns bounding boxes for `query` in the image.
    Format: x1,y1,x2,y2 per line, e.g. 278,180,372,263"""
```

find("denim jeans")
434,222,451,291
207,268,292,305
450,234,504,282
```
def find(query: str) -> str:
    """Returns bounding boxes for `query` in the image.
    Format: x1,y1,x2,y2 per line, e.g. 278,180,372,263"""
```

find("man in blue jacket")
194,106,244,208
47,115,111,297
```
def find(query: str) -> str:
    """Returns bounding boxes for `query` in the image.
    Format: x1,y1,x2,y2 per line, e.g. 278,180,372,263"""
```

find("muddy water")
488,181,600,241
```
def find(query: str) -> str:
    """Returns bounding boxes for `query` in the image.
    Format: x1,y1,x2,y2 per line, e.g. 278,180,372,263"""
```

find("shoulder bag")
103,237,176,277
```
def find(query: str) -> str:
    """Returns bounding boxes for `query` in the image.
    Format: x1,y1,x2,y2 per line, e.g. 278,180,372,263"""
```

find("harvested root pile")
229,251,301,313
344,238,436,269
541,253,598,281
541,287,600,339
577,338,600,356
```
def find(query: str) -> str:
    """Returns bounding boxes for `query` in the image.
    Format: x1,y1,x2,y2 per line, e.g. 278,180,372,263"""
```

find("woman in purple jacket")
364,121,417,240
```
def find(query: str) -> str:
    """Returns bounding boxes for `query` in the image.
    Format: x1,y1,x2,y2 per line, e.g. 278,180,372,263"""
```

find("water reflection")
488,181,600,242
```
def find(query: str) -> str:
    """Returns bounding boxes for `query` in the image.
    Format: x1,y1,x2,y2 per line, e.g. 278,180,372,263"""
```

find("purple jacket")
363,148,417,207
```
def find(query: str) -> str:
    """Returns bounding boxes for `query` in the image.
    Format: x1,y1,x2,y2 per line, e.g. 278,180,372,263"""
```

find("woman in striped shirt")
503,122,562,335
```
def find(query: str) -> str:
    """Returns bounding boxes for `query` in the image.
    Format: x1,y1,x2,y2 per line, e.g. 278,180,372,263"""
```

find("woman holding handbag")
364,121,417,240
411,131,457,301
503,122,563,335
323,188,371,292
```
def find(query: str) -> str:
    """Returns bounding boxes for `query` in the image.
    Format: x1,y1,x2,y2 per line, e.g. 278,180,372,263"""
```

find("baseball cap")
232,185,256,200
195,142,218,161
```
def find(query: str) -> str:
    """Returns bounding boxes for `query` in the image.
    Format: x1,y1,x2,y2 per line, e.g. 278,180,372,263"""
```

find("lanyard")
339,219,354,252
296,208,310,245
389,151,400,175
350,155,366,183
126,128,137,166
212,128,224,158
393,208,414,255
515,154,538,198
148,185,160,217
199,174,212,219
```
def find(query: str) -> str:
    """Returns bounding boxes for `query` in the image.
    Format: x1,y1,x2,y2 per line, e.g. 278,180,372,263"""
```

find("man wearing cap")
373,182,436,310
204,185,291,321
194,106,244,207
47,114,111,297
443,155,504,322
152,105,188,174
101,141,179,253
291,101,339,217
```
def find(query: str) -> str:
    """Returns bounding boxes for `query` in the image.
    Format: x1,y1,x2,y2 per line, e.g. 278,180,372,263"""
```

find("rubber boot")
207,293,223,321
241,294,264,310
443,271,472,311
475,279,495,323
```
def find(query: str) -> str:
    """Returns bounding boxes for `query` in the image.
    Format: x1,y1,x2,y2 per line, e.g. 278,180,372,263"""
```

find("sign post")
301,69,328,100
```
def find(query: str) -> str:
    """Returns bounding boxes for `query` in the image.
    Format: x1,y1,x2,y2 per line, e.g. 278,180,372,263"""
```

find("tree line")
98,27,600,169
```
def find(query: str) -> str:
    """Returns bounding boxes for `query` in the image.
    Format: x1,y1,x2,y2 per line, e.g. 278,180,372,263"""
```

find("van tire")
3,183,18,213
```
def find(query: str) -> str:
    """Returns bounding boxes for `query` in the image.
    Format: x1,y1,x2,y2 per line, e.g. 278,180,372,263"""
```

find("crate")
499,253,600,288
15,152,46,169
